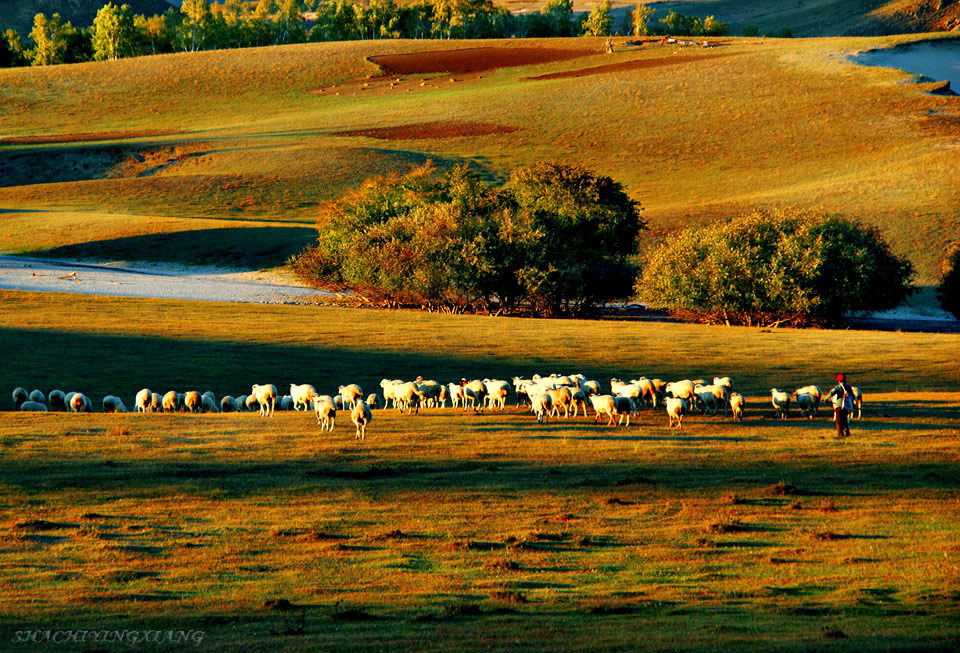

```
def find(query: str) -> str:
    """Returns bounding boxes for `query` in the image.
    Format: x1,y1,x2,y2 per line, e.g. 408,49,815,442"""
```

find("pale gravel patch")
0,254,336,305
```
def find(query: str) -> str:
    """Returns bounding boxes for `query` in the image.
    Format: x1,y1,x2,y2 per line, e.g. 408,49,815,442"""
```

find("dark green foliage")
293,163,645,317
638,208,915,327
936,241,960,319
658,11,729,36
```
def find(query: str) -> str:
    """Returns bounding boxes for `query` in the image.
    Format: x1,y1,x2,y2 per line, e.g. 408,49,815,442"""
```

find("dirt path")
0,255,335,305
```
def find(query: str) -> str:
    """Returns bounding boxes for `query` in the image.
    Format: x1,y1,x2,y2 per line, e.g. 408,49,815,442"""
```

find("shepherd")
825,373,854,438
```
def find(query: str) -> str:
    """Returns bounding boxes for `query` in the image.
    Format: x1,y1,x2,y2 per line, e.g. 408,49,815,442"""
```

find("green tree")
177,0,214,51
630,3,655,36
92,3,137,61
542,0,574,37
581,0,613,36
0,29,27,67
274,0,307,43
936,242,960,319
638,208,915,327
28,13,69,65
702,15,729,36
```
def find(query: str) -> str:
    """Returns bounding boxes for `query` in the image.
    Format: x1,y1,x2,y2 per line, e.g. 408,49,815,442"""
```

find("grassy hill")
1,34,958,284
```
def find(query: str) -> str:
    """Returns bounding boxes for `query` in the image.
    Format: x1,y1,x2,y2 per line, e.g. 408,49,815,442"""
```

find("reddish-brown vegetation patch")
0,131,180,145
369,46,594,76
335,120,520,141
524,52,739,81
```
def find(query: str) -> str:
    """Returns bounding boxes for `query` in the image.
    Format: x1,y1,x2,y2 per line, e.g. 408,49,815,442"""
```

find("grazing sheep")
338,384,363,410
279,395,294,411
770,388,790,420
795,392,816,419
793,385,822,415
633,378,658,408
221,396,238,413
729,393,745,421
235,394,248,411
135,388,152,413
695,384,726,416
201,392,220,413
351,400,372,440
28,389,45,405
245,393,260,412
665,397,686,430
48,389,66,412
365,393,380,410
102,395,128,413
588,394,618,426
184,391,202,413
483,379,510,410
162,390,179,412
570,388,589,417
531,392,553,424
461,379,487,413
290,384,318,412
12,387,28,409
252,384,277,417
614,383,642,413
150,392,162,412
546,386,574,418
666,380,697,402
69,392,93,413
334,395,344,410
447,382,465,409
313,396,337,431
512,377,534,407
415,379,444,408
851,387,863,420
694,389,721,416
19,400,48,412
581,380,601,396
612,396,635,426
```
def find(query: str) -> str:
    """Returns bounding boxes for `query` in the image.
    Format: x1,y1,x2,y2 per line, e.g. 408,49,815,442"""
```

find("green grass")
2,35,958,282
1,292,959,650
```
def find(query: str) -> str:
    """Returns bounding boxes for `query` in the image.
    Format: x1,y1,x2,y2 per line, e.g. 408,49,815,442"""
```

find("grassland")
1,291,959,650
1,34,958,282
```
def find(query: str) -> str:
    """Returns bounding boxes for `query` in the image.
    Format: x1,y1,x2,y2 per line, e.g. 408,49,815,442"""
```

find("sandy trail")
0,254,335,305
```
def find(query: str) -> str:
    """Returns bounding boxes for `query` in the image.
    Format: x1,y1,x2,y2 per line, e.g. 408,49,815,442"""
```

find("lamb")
351,400,372,440
48,389,66,412
290,384,318,411
729,393,745,421
531,392,553,424
29,389,45,405
184,391,202,413
102,395,128,413
588,394,618,426
338,384,363,411
135,388,152,413
69,392,93,413
220,396,238,413
12,387,28,409
19,400,48,411
313,395,337,431
201,391,220,413
252,384,277,417
665,397,686,430
793,385,822,416
770,388,790,420
162,390,179,412
795,392,816,419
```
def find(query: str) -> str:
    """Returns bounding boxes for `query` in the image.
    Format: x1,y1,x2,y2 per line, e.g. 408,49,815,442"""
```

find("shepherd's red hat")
836,373,845,382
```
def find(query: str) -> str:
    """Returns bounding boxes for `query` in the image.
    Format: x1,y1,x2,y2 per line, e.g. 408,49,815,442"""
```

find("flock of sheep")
9,374,863,438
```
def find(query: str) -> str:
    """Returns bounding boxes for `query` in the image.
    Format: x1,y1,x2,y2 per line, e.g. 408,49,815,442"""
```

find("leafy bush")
658,11,728,36
936,241,960,319
292,163,645,316
637,208,915,327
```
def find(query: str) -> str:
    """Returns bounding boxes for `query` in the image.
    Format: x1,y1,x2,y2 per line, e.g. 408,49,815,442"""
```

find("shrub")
293,163,645,316
936,241,960,319
637,208,915,327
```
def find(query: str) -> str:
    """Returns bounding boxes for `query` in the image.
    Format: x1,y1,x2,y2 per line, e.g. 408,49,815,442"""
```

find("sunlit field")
1,291,958,650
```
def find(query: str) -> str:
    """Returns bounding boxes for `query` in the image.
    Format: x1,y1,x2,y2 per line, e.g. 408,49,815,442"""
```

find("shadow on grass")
30,227,316,270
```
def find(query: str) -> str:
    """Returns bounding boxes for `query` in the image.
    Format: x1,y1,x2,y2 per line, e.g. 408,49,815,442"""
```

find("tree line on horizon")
0,0,735,68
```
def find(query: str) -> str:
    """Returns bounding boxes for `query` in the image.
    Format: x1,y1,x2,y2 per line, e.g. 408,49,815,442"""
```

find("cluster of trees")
937,241,960,320
0,1,749,68
291,163,644,317
638,209,915,327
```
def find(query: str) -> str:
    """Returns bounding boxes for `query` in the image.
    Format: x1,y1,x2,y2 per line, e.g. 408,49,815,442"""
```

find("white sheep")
19,400,48,412
665,397,686,429
771,388,790,420
313,395,337,431
183,391,202,413
512,377,534,406
245,393,260,412
28,389,45,405
415,379,444,408
379,379,404,409
695,384,726,416
235,394,248,411
666,380,697,402
694,389,721,416
851,387,863,420
446,382,465,409
69,392,93,413
546,386,574,418
614,382,642,413
279,395,294,411
351,400,372,440
461,379,487,413
135,388,152,413
221,396,238,413
531,391,553,423
290,384,318,411
795,392,816,419
338,384,363,410
201,391,220,413
102,395,128,413
252,384,277,417
12,387,28,409
161,390,178,412
633,377,658,408
589,394,618,426
793,385,822,416
612,396,635,426
365,393,381,410
729,393,745,421
483,379,510,410
570,388,589,417
48,389,66,412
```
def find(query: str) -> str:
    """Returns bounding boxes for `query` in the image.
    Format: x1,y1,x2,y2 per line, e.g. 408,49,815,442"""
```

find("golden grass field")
0,292,959,650
1,34,958,282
